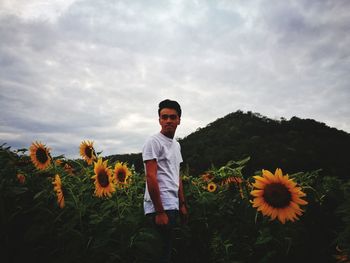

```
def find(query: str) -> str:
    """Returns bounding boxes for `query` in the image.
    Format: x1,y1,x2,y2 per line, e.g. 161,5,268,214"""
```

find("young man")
143,99,188,263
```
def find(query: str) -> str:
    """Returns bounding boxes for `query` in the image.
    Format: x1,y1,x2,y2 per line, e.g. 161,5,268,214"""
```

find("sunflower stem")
115,189,121,219
69,187,83,230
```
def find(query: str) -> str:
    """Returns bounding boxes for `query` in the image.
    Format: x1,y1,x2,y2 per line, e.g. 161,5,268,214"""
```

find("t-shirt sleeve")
178,142,183,163
142,137,160,162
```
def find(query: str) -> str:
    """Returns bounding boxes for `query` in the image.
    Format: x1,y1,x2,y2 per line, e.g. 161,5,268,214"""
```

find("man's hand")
155,212,169,225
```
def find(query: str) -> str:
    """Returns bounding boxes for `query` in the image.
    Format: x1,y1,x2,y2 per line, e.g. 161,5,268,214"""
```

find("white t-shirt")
142,132,183,214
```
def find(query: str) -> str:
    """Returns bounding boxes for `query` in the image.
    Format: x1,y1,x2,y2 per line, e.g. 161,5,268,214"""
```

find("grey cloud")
1,0,349,159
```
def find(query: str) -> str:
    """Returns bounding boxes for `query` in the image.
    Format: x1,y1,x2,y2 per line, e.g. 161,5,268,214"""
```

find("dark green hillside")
108,153,143,171
179,110,350,179
108,110,350,179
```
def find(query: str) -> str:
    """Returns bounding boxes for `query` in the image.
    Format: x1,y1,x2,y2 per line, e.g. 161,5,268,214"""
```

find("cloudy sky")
1,0,349,158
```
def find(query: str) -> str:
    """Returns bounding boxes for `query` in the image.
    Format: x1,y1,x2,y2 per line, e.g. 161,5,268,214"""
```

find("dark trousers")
147,210,179,263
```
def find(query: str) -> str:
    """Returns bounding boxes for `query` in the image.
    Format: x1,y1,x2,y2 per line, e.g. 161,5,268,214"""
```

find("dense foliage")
1,142,350,262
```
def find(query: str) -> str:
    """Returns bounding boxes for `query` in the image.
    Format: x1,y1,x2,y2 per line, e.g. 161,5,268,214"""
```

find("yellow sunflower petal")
277,209,288,224
252,197,265,207
250,189,264,197
270,208,278,220
253,175,269,184
52,174,65,209
252,180,266,189
262,169,277,182
275,168,283,177
293,197,308,205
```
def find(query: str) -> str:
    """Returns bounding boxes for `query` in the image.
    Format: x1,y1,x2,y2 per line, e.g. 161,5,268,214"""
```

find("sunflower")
207,182,217,192
55,158,75,175
221,176,243,185
79,140,97,165
29,141,52,170
250,168,308,224
55,159,63,166
335,246,349,263
113,162,132,187
64,163,74,175
181,174,191,182
222,176,244,198
200,173,213,182
92,158,116,198
17,173,26,184
52,174,65,209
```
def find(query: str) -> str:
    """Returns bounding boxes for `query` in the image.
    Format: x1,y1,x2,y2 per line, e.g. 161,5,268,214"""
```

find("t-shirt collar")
159,132,174,142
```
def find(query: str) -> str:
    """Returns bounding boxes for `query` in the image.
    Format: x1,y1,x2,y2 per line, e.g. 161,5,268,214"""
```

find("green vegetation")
1,145,350,262
1,111,350,262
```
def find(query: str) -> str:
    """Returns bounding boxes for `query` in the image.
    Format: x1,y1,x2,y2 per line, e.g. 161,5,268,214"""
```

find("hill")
108,110,350,179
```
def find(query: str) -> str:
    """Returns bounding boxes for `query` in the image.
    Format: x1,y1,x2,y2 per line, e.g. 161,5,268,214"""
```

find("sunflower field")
1,141,350,263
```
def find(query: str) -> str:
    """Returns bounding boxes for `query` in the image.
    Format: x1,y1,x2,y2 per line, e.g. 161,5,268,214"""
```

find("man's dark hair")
158,99,182,117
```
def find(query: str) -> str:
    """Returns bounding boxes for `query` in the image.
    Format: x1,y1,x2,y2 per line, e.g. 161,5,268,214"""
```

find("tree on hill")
178,110,350,179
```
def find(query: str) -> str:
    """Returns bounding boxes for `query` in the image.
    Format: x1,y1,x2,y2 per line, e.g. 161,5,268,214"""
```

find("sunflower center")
85,147,93,158
117,171,126,182
97,171,109,187
36,148,48,164
263,183,291,208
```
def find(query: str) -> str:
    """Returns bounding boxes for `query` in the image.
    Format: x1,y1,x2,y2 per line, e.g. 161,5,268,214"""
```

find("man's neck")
160,131,174,139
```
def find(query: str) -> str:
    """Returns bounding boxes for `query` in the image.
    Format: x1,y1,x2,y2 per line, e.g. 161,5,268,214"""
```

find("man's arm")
178,177,188,224
145,159,169,225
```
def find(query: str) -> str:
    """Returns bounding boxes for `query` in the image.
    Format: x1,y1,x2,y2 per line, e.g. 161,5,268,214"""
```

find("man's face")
159,108,180,138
